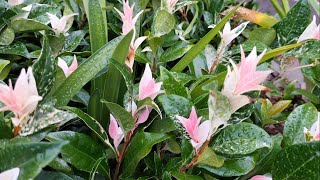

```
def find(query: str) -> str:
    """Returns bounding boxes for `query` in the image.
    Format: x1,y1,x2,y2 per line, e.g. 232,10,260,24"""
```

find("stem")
287,63,316,72
179,140,210,172
269,0,286,18
13,126,20,137
281,0,290,13
113,130,134,180
209,44,225,74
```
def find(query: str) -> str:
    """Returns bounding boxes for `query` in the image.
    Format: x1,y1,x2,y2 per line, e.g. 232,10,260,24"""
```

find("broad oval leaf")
160,66,188,98
10,19,50,32
46,131,110,177
195,147,224,168
212,122,272,156
152,10,175,37
272,141,320,180
0,41,29,58
159,41,193,63
0,27,14,46
283,103,318,146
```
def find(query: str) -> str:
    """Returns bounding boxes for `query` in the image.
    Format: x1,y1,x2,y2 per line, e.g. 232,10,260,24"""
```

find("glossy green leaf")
28,4,61,24
48,157,72,173
0,118,12,139
147,117,176,133
136,97,162,118
0,27,14,45
121,132,169,177
273,0,310,45
195,147,224,168
171,4,240,72
61,106,114,151
160,66,188,98
0,41,29,58
102,100,135,132
198,155,257,177
287,40,320,60
0,59,10,74
158,94,193,122
10,19,50,32
32,36,56,97
152,10,175,37
259,43,303,63
268,100,291,117
300,57,320,86
35,171,73,180
171,171,204,180
212,122,272,156
51,34,130,107
283,103,318,146
46,131,110,177
159,41,193,63
0,141,66,180
231,40,271,55
248,28,276,46
272,141,320,180
63,30,86,52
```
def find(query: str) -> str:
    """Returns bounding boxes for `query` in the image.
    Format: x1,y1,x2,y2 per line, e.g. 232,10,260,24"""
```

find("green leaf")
137,97,162,118
0,59,10,74
171,171,204,180
198,155,257,177
195,147,224,168
0,41,29,58
287,40,320,60
212,122,272,156
46,131,110,177
273,0,310,45
32,36,56,97
10,19,50,32
0,141,66,180
51,34,130,107
63,30,87,52
0,118,12,139
248,28,276,46
268,100,291,117
231,40,271,55
159,41,193,63
35,171,73,180
121,132,169,177
158,94,193,122
300,57,320,86
272,141,320,180
28,4,61,24
19,102,76,136
48,157,72,173
102,100,135,132
171,4,240,72
61,106,114,151
0,27,14,45
152,10,175,37
147,117,176,133
291,88,320,104
283,103,318,146
259,43,303,63
160,66,188,98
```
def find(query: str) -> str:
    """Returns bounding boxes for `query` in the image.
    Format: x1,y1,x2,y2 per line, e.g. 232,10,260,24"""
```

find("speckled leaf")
11,19,50,32
273,0,310,45
160,67,188,98
152,10,175,37
0,141,66,180
198,155,257,177
137,97,162,118
159,41,193,63
283,103,318,146
52,34,130,107
0,41,29,57
195,148,224,168
32,36,56,97
272,141,320,180
208,91,232,130
170,71,195,85
63,30,87,52
286,40,320,60
231,40,271,55
46,131,110,177
120,132,169,177
300,58,320,86
0,27,14,46
61,106,113,151
158,94,193,123
28,4,61,24
48,157,72,173
19,102,76,136
102,100,135,133
212,122,272,156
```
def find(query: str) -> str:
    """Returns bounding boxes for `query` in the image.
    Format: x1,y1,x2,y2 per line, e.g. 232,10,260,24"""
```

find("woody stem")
209,45,226,74
113,129,134,180
179,140,210,172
